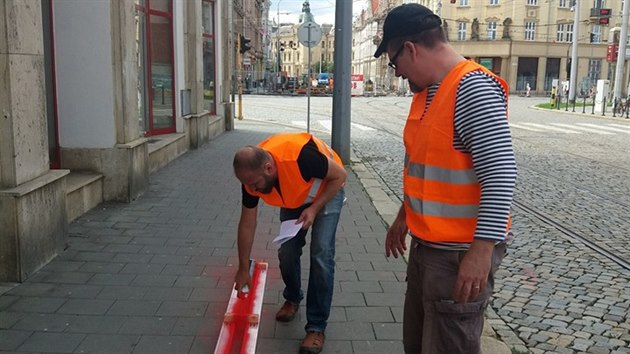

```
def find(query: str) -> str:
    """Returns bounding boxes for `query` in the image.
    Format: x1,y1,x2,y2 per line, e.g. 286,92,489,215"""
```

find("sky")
270,0,365,26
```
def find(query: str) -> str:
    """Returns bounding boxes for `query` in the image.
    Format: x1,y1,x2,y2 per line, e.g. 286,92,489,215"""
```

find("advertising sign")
351,74,364,96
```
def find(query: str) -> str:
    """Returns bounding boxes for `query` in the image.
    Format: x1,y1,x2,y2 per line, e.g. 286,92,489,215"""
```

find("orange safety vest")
403,60,510,243
245,132,343,209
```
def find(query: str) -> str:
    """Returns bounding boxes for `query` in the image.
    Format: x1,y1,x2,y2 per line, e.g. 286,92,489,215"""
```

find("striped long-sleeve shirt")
417,70,517,250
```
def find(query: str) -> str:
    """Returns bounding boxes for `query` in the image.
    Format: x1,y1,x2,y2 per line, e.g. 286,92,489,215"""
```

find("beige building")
270,2,335,87
0,0,266,282
354,0,627,96
272,23,335,84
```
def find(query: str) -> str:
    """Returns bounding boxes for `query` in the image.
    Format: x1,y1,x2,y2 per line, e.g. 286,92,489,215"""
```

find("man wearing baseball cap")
375,4,517,354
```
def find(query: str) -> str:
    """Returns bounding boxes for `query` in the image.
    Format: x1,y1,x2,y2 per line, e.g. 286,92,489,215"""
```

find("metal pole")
237,34,243,120
307,25,312,133
568,0,579,103
613,0,630,101
275,1,282,94
331,0,351,162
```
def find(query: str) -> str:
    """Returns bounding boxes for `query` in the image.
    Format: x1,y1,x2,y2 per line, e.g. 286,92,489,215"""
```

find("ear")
263,161,274,175
406,41,419,58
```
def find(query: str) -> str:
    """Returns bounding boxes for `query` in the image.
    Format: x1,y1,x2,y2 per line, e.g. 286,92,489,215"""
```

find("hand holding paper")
272,219,304,245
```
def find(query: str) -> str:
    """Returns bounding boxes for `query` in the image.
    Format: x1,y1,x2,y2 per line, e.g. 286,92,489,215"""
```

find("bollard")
572,98,576,112
613,98,617,117
582,96,586,114
592,98,595,114
557,93,561,109
602,97,606,116
565,94,569,111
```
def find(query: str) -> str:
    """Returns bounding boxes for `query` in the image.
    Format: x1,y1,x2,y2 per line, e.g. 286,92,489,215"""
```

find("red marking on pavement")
215,262,267,354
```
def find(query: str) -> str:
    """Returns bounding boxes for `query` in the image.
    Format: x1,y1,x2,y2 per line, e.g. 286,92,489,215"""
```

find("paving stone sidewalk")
0,120,512,353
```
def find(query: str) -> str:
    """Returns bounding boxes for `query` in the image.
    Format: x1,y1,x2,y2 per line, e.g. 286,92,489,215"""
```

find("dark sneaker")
275,301,299,322
299,331,325,354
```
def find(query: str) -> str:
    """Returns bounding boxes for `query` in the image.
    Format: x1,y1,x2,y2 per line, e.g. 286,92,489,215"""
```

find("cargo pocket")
432,299,485,354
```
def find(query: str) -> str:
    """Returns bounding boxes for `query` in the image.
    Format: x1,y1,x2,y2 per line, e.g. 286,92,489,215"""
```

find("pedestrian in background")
373,4,517,354
232,132,346,354
526,82,531,97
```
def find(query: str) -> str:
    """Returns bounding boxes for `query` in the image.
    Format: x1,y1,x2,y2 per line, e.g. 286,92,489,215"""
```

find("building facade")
0,0,266,282
353,0,627,96
270,7,335,87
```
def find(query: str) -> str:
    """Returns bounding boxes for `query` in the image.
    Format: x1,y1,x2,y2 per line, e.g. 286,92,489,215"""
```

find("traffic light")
239,34,251,54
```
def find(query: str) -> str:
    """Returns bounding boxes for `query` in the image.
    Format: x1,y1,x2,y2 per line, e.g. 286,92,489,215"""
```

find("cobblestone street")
243,94,630,354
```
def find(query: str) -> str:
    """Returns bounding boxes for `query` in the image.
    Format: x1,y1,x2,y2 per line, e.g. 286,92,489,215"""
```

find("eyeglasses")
387,41,414,70
387,44,406,70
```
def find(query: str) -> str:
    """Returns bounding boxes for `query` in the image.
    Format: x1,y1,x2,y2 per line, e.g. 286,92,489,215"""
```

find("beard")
259,174,275,194
409,81,423,93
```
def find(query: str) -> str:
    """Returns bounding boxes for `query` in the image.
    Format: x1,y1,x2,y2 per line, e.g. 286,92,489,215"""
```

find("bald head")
233,145,270,176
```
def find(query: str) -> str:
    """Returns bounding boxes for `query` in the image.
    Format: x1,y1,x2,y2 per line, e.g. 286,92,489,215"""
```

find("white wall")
53,0,116,148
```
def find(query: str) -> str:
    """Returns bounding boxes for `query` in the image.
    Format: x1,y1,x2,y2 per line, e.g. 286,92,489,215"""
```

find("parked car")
317,73,330,86
285,76,298,91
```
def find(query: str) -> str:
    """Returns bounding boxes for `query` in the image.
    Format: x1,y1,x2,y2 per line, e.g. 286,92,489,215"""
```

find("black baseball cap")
374,3,442,58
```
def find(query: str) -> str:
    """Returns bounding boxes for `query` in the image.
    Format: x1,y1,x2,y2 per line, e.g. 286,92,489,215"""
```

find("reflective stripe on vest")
405,195,479,218
305,178,323,204
406,160,478,185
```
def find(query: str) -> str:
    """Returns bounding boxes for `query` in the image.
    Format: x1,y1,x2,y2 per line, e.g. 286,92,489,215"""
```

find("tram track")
512,199,630,271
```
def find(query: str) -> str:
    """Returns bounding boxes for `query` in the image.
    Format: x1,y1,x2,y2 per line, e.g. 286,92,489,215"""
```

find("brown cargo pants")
403,240,507,354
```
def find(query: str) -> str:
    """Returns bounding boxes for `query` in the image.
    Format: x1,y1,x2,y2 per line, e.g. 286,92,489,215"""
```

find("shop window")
135,3,149,135
135,0,175,136
202,0,216,114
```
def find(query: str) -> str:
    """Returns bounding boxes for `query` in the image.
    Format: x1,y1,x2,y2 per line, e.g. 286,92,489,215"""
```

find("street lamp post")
274,0,283,93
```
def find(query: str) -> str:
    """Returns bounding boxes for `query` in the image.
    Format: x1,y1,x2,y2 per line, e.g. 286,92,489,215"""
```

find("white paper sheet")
272,219,304,245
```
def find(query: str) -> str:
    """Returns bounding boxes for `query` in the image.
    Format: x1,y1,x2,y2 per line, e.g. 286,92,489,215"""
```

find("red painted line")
215,262,267,354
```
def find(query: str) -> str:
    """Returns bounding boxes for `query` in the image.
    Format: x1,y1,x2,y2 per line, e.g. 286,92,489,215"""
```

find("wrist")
470,239,495,255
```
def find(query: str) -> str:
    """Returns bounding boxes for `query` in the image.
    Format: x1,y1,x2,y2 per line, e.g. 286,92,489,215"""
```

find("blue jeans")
278,189,344,333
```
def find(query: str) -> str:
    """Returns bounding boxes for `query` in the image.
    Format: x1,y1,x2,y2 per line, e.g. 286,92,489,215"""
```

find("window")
527,0,538,5
489,0,499,4
566,23,574,42
202,0,216,114
557,24,565,42
136,0,176,136
525,21,536,40
460,0,469,5
591,25,602,43
588,59,601,82
559,0,569,7
487,21,497,40
594,0,605,8
458,22,466,40
557,23,573,42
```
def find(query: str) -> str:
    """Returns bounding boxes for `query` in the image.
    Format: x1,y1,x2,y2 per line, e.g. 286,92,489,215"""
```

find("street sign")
297,21,322,48
243,57,251,65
